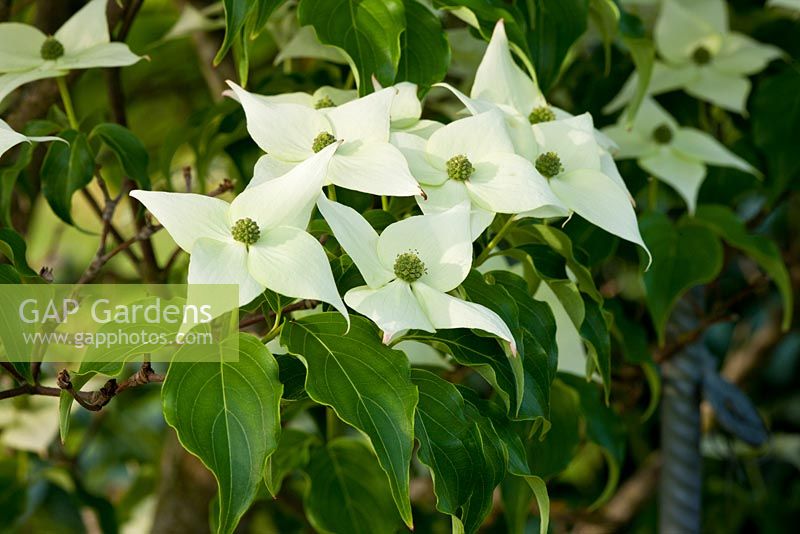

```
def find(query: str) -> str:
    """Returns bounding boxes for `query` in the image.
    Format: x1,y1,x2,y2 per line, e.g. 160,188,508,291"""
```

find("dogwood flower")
526,113,652,266
0,0,142,102
605,0,783,114
392,111,564,239
226,81,422,197
130,144,347,318
434,19,631,199
317,197,515,351
602,98,758,212
243,80,443,138
1,119,64,157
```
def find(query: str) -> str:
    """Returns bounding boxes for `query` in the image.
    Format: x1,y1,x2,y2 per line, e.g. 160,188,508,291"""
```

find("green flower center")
535,152,564,178
394,251,426,283
528,106,556,125
231,218,260,246
692,46,712,65
40,37,64,60
312,131,337,153
314,96,335,109
652,123,673,144
446,154,474,181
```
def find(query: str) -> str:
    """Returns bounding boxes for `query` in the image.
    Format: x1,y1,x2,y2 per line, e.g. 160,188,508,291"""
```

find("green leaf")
515,223,602,303
752,69,800,193
304,438,401,534
608,299,660,420
579,294,612,402
405,328,519,414
89,123,150,189
559,373,626,509
0,143,33,227
215,0,256,64
0,228,38,278
59,375,92,442
460,270,524,412
523,0,590,91
298,0,406,94
457,387,508,532
280,313,417,528
457,388,551,534
526,476,550,534
432,0,527,49
397,0,450,91
411,369,485,523
0,264,20,283
252,1,284,35
502,474,550,534
621,36,655,127
693,205,793,330
490,271,559,424
162,334,283,534
589,0,619,73
640,213,723,344
40,130,94,226
526,380,581,479
265,429,319,497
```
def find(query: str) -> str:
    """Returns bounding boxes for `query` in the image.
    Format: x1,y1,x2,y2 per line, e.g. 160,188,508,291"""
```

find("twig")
0,383,61,400
183,166,192,192
79,176,133,283
208,178,234,197
81,188,140,264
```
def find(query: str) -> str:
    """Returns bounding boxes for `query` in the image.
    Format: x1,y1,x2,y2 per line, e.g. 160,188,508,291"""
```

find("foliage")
0,0,798,533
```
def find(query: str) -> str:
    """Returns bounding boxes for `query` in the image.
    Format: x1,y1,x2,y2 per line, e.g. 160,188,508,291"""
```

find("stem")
326,407,343,441
381,196,389,211
261,319,282,343
327,184,337,202
344,70,355,90
56,76,78,129
476,216,517,265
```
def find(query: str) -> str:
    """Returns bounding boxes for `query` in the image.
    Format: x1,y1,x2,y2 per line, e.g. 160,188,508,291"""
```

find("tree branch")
0,363,163,409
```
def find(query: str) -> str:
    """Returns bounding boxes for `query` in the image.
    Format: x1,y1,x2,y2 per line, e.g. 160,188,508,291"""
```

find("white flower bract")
317,197,516,352
130,144,348,320
394,110,564,239
602,98,758,212
226,81,423,198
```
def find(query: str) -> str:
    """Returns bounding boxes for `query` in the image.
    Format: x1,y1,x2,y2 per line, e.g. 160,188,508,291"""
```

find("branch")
79,176,135,283
81,187,140,265
79,222,163,284
0,382,61,401
0,363,163,409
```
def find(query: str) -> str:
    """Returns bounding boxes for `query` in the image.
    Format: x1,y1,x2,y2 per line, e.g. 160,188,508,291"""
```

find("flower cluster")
604,0,775,210
132,18,662,353
606,0,782,114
